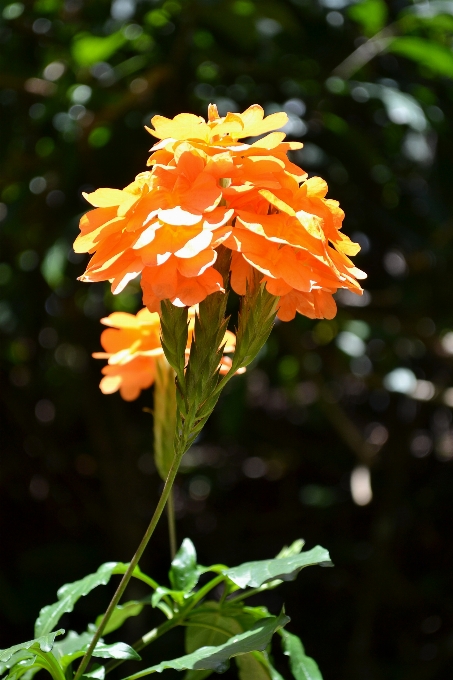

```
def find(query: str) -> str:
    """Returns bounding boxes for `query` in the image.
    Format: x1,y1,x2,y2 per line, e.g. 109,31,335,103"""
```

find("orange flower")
93,307,239,401
75,103,365,322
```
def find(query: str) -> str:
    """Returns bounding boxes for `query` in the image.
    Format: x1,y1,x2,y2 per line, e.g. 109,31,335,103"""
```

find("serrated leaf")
95,601,145,635
0,631,64,664
281,631,323,680
169,539,199,593
224,547,332,590
125,611,290,678
35,562,148,637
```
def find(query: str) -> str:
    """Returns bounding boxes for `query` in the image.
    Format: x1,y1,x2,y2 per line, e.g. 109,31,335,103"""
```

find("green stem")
130,571,160,592
36,652,66,680
228,587,262,603
167,489,177,560
73,449,185,680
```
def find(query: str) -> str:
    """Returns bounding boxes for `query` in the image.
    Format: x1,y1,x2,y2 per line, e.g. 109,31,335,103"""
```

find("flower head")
94,307,238,400
75,104,365,322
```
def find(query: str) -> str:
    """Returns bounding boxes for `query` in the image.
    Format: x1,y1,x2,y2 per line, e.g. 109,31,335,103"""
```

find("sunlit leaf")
0,631,64,667
124,612,290,678
88,642,141,662
169,539,200,593
224,546,332,589
53,631,141,668
35,562,150,637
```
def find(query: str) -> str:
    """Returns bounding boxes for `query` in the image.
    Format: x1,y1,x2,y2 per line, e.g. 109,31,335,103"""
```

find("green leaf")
90,642,141,662
281,631,323,680
183,671,212,680
0,631,65,664
275,540,305,560
53,632,141,669
1,651,38,680
71,32,126,68
224,546,332,590
53,631,93,667
124,611,290,678
236,652,274,680
348,0,388,36
95,601,145,635
4,660,42,680
169,539,199,593
185,602,242,653
83,664,105,680
35,562,151,637
388,37,453,78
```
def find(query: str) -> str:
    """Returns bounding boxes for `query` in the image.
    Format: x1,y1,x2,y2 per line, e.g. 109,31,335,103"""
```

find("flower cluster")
75,104,365,321
93,307,238,401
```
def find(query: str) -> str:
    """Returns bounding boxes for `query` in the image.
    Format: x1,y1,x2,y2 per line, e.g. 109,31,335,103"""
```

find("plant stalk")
167,489,177,559
73,449,184,680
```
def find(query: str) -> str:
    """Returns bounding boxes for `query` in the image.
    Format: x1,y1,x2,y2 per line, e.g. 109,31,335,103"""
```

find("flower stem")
166,488,177,559
73,449,184,680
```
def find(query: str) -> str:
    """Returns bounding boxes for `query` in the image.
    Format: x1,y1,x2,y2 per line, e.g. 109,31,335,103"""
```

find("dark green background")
1,0,453,678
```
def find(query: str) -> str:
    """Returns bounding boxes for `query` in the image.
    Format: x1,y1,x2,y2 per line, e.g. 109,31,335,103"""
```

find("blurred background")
1,0,453,678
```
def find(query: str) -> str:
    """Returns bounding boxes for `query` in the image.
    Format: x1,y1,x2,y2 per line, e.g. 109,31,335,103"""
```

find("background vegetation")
1,0,453,678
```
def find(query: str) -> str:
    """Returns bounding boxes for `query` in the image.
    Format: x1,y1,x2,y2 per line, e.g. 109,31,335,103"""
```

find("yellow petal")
101,312,140,328
100,374,123,394
259,189,296,216
250,132,286,149
296,210,325,239
83,188,127,207
149,113,211,142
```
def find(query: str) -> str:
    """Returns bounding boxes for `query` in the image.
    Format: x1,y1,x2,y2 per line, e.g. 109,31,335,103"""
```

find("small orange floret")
94,307,241,400
75,104,366,323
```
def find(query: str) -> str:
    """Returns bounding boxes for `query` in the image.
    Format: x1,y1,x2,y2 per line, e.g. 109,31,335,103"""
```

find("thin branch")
332,26,397,80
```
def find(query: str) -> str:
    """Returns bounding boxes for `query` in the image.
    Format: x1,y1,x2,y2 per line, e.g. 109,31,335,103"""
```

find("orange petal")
158,206,202,226
141,257,178,300
230,252,255,295
79,207,118,234
177,248,217,277
175,230,213,259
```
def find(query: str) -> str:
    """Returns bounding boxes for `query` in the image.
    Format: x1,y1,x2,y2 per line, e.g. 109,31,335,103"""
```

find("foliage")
1,539,328,680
